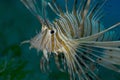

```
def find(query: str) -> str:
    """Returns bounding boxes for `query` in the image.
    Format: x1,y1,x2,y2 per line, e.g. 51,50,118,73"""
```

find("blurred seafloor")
0,0,120,80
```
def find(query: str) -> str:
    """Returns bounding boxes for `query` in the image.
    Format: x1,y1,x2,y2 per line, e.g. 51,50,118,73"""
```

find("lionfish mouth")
21,0,120,80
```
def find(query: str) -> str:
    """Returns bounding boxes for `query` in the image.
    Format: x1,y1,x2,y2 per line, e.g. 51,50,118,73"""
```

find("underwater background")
0,0,120,80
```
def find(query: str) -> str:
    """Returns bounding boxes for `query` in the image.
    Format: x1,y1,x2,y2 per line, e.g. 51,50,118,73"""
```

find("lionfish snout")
29,24,60,59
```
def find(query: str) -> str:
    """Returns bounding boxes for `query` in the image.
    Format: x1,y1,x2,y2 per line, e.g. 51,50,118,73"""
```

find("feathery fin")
65,0,68,13
72,0,78,15
79,23,120,41
21,0,45,24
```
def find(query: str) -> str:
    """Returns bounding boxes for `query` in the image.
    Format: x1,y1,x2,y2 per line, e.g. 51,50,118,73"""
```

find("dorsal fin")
48,2,59,16
79,0,91,37
21,0,44,24
42,0,47,19
65,0,68,13
92,0,107,21
52,0,65,17
78,0,87,17
52,0,60,13
57,5,65,17
48,0,64,17
42,0,51,28
72,0,78,15
81,0,91,20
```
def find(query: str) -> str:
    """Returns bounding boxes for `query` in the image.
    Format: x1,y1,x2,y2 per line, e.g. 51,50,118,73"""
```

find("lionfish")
21,0,120,80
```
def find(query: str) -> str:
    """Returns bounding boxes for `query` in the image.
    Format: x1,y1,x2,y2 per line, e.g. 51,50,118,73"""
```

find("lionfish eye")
50,30,54,34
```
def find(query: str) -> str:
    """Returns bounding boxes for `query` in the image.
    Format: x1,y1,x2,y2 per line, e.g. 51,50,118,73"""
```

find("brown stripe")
56,32,70,54
55,20,67,37
41,29,48,48
64,14,75,37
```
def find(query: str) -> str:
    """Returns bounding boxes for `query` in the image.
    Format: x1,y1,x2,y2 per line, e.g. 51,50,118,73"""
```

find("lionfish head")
30,23,56,49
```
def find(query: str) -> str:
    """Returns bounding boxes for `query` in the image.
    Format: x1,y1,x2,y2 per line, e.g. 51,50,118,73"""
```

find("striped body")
21,0,120,80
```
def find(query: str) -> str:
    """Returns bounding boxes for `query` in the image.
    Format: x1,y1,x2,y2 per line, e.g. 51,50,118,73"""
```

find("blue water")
0,0,120,80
